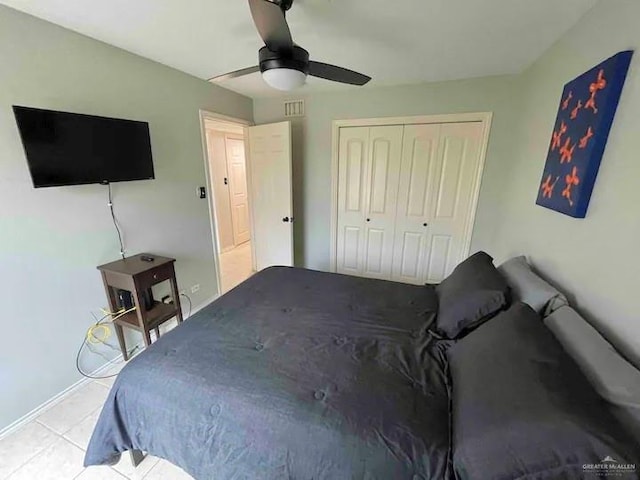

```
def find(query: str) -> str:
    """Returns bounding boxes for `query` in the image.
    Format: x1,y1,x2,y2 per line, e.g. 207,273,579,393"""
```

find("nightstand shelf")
114,301,179,332
98,253,183,360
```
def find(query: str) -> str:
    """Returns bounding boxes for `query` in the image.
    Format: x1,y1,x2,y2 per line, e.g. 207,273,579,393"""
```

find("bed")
85,266,452,479
85,261,640,479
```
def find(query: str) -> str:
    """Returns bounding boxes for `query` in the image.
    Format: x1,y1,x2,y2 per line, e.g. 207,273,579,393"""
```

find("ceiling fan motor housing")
259,45,309,75
268,0,294,11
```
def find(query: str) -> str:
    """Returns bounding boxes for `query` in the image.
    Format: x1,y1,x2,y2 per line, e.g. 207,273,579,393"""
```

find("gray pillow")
497,256,567,316
544,306,640,408
435,251,510,339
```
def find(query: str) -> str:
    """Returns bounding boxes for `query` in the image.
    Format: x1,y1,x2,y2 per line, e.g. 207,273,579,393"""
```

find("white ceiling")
1,0,598,98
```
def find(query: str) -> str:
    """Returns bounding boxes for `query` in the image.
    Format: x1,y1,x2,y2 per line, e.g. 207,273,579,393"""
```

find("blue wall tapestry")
536,50,633,218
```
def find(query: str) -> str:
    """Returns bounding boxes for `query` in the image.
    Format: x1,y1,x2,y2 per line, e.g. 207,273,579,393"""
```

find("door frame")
199,110,254,297
329,112,493,273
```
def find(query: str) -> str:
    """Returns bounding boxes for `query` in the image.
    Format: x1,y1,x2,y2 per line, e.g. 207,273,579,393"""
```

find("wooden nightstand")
97,254,183,360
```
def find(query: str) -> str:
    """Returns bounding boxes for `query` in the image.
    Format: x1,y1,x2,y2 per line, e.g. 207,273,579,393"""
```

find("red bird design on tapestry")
550,121,567,151
562,167,580,207
540,174,559,199
559,138,575,163
579,127,594,148
585,69,607,114
562,91,573,110
570,100,583,119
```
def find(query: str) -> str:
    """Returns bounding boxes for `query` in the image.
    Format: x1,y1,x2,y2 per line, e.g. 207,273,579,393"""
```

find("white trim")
461,113,493,259
329,112,493,273
0,294,218,440
199,111,224,298
243,128,258,273
331,112,491,128
244,126,258,272
200,110,252,127
199,110,255,295
329,120,341,273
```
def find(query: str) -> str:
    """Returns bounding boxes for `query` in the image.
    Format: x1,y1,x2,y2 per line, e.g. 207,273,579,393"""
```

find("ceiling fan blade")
308,61,371,86
208,66,261,83
248,0,293,52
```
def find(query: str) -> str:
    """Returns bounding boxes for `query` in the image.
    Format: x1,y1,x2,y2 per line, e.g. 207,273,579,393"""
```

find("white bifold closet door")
336,121,484,284
391,122,483,284
336,126,403,279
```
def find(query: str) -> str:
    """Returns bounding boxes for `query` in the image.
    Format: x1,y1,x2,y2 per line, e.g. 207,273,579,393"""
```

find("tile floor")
0,362,194,480
219,241,254,293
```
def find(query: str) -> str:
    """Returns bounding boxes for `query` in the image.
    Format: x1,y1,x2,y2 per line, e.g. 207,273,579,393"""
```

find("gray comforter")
85,267,450,479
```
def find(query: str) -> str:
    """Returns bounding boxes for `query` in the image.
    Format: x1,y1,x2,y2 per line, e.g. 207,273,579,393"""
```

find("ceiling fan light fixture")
262,67,307,91
206,2,371,89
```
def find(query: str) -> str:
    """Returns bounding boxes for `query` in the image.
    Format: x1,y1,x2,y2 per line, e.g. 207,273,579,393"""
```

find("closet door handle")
366,218,371,222
423,222,428,227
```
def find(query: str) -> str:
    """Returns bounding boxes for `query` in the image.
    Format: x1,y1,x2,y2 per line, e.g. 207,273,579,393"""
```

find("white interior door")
336,127,369,276
336,125,404,279
225,135,251,246
247,121,293,271
362,126,404,279
391,124,442,284
422,122,484,283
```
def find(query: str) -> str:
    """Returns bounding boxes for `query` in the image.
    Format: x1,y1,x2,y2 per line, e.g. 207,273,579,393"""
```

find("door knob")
282,217,291,223
423,222,428,227
366,218,371,222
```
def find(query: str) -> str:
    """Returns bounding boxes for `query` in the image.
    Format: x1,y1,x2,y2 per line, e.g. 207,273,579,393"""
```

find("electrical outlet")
190,284,200,294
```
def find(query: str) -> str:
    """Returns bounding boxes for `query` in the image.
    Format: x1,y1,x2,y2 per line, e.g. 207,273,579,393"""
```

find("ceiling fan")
209,0,372,91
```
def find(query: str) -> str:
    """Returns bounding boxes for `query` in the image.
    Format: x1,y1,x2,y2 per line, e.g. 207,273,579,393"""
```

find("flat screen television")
13,106,154,188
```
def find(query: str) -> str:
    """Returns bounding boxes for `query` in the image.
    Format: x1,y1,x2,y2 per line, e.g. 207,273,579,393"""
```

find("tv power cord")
106,182,125,259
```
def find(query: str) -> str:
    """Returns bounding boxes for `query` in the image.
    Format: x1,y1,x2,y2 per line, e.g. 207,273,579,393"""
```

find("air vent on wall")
284,100,305,118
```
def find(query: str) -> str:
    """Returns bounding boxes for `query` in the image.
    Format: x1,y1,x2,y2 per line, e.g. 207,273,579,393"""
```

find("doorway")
201,112,254,294
201,112,295,297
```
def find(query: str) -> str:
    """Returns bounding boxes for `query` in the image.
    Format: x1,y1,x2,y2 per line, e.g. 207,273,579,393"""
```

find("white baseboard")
0,294,218,440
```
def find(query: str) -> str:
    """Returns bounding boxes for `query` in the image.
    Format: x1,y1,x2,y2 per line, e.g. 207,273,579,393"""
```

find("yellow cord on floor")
86,306,137,345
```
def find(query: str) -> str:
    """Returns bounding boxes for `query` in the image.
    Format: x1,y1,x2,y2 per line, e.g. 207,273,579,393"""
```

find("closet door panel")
391,124,441,284
342,226,361,270
336,127,369,275
364,228,385,274
425,234,453,282
362,126,404,280
337,120,485,285
425,122,484,283
434,135,465,220
397,232,423,279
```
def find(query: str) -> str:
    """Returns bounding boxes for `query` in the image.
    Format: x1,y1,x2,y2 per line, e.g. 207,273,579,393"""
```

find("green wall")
0,5,252,431
490,0,640,368
253,76,519,269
